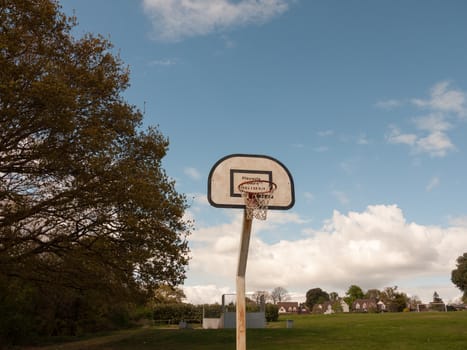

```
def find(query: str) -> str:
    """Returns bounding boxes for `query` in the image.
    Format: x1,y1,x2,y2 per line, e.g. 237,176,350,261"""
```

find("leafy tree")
451,253,467,301
0,0,191,342
331,300,344,313
305,288,329,309
344,284,365,306
390,293,409,312
265,304,279,322
329,291,339,302
381,286,408,312
407,295,422,310
152,304,201,324
271,286,289,304
433,291,442,303
152,285,186,304
365,289,382,300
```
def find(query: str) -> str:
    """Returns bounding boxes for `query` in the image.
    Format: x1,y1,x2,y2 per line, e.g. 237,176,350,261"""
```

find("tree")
429,291,446,312
381,286,408,312
0,0,191,342
329,291,339,302
305,288,329,309
252,290,270,307
344,284,364,307
265,304,279,322
433,291,442,303
271,286,289,304
451,253,467,302
407,295,422,311
152,285,186,304
365,289,382,300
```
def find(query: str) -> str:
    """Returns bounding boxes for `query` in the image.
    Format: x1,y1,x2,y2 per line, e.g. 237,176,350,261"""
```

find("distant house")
340,300,350,313
448,304,466,311
352,299,377,312
312,302,331,314
298,303,310,314
278,302,299,314
313,300,349,314
377,300,387,312
352,299,387,312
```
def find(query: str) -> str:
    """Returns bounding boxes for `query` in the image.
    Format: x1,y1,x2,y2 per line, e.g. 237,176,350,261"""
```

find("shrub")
153,304,202,324
203,304,223,318
265,304,279,322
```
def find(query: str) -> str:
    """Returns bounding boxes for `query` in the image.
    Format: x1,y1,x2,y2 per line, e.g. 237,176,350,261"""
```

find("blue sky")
62,0,467,304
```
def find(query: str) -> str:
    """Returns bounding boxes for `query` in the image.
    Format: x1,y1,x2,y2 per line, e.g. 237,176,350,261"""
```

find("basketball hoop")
238,179,277,220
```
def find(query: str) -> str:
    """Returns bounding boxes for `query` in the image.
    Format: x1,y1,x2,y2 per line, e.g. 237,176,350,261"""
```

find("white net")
238,180,276,220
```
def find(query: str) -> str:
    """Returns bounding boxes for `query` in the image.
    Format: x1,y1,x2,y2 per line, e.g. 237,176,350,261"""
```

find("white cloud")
304,192,314,202
142,0,291,41
413,113,451,133
416,131,455,157
426,176,440,192
386,126,417,146
291,143,305,148
375,99,403,110
449,215,467,227
148,58,178,66
183,284,233,304
313,146,329,152
184,167,202,180
317,130,334,137
386,81,466,157
357,133,370,145
184,205,467,304
339,159,358,175
412,81,466,117
388,127,455,158
332,190,349,205
221,35,236,49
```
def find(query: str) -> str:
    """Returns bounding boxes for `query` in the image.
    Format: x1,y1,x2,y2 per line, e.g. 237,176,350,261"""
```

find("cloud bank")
385,81,466,157
184,204,467,304
142,0,291,41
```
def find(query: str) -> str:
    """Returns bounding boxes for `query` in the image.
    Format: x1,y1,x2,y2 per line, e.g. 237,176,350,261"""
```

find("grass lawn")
28,312,467,350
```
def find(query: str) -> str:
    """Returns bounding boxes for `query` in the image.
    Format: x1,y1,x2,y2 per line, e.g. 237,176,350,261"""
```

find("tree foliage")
305,288,329,309
152,285,186,305
329,291,339,302
0,0,191,343
344,284,365,306
153,303,202,324
265,304,279,322
451,253,467,301
365,289,382,300
381,286,408,312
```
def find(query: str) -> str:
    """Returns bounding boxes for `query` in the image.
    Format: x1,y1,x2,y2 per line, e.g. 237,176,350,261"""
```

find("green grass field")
31,312,467,350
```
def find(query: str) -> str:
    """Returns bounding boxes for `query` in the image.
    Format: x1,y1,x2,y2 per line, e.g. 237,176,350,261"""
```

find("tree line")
305,285,415,313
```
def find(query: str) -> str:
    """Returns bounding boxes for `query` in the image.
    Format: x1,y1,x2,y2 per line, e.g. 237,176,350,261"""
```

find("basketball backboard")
207,154,295,210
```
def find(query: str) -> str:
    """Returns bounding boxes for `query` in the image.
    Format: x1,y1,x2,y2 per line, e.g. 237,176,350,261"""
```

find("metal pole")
236,210,253,350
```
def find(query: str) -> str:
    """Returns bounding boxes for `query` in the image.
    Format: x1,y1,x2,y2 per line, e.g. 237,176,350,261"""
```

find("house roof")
277,302,298,308
352,299,377,307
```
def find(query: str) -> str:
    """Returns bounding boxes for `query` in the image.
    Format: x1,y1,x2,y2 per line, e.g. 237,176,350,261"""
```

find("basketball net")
238,180,276,220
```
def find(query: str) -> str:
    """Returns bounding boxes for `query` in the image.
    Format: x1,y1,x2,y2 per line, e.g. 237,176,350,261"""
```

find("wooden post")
236,210,253,350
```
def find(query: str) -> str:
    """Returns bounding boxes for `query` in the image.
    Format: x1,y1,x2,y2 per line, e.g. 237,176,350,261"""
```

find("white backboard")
207,154,295,210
